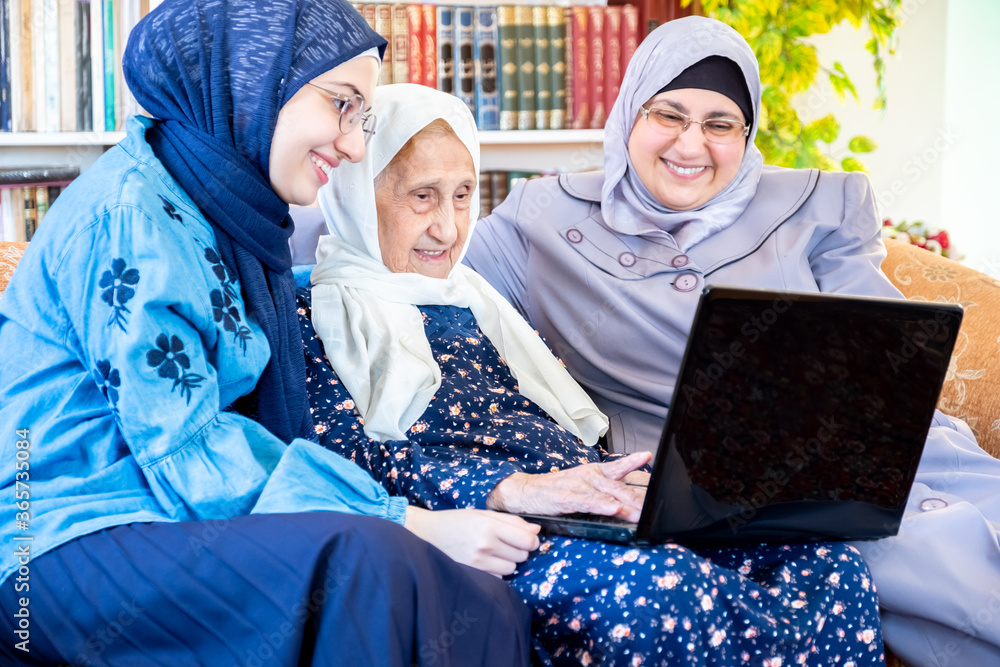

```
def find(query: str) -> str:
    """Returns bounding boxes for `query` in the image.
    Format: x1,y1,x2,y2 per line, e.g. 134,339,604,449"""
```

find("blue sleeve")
65,202,401,523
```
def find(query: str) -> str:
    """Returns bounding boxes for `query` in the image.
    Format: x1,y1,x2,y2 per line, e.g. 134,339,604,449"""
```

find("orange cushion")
882,238,1000,457
0,242,29,297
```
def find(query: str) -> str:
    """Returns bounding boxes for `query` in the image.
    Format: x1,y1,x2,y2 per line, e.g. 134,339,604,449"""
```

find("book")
8,0,23,131
103,0,115,130
453,6,475,117
547,5,566,130
478,171,492,218
587,5,604,129
360,3,376,31
22,186,36,242
58,0,77,132
374,4,392,85
604,5,622,122
0,165,81,185
490,170,508,213
18,0,33,131
34,184,49,226
31,0,45,130
90,0,105,133
421,4,436,89
531,5,549,130
406,4,422,85
473,6,498,130
496,5,517,131
569,6,588,130
0,0,9,132
621,4,639,78
75,0,92,131
435,5,454,95
0,188,15,242
513,4,533,131
391,4,408,87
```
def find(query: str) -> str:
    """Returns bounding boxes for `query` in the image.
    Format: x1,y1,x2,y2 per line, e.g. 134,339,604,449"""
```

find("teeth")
418,250,445,257
665,160,706,175
310,154,333,175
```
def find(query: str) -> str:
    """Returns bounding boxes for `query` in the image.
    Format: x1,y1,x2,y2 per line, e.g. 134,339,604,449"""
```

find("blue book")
453,6,475,118
435,5,454,96
0,0,9,131
473,6,499,131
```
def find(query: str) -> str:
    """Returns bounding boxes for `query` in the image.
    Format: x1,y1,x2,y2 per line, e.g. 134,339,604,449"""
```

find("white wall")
803,0,1000,277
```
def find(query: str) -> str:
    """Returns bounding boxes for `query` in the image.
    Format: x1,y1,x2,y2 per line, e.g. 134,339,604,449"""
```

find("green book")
496,6,518,131
103,0,114,131
513,5,534,131
548,6,567,130
532,6,550,130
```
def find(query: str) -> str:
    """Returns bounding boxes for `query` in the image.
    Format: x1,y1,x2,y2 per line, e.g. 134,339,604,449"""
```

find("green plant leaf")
848,135,878,153
841,156,867,172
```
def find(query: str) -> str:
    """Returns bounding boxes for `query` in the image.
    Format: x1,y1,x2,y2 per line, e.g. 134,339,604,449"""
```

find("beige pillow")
882,238,1000,457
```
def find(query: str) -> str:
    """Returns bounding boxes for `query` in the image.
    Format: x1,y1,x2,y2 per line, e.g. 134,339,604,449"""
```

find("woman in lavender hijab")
466,15,1000,667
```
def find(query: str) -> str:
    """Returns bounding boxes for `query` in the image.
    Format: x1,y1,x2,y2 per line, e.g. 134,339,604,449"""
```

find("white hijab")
310,83,608,444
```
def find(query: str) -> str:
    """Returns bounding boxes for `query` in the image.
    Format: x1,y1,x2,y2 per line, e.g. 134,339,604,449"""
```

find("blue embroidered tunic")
0,117,406,587
298,289,886,666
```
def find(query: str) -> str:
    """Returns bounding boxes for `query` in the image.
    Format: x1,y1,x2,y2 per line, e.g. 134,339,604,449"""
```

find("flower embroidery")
158,195,183,223
204,247,238,300
146,333,204,405
99,258,140,332
922,264,958,283
210,289,253,352
93,360,121,415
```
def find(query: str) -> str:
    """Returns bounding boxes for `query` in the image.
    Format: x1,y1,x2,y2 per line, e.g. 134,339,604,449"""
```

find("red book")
587,5,605,129
408,4,423,84
604,6,622,121
422,4,437,89
621,5,640,76
569,6,589,129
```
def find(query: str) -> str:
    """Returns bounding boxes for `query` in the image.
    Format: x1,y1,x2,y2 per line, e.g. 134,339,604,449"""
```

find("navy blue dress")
298,288,886,666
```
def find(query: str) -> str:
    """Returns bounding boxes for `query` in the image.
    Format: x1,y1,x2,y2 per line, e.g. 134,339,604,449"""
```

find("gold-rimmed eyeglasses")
307,82,377,144
639,105,749,145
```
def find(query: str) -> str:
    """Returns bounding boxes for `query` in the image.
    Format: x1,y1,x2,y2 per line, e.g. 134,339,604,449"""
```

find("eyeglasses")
639,105,749,145
307,82,377,144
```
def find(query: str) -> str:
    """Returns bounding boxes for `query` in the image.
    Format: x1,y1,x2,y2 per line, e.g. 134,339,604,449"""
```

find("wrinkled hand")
404,506,541,577
486,452,652,522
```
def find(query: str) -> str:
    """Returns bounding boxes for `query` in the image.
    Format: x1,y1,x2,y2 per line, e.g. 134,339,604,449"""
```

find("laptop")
520,285,963,547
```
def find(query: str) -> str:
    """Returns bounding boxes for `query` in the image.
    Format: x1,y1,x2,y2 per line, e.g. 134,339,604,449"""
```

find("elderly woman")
297,83,885,665
464,15,1000,667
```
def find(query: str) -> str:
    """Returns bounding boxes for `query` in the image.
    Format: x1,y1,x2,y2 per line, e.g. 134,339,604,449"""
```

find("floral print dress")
298,290,885,666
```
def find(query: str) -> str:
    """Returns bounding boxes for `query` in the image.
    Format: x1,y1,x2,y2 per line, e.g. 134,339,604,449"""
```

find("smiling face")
375,123,476,279
269,56,379,206
627,87,747,211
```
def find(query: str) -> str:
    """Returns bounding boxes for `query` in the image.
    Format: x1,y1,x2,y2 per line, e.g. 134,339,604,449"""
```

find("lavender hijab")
602,16,764,250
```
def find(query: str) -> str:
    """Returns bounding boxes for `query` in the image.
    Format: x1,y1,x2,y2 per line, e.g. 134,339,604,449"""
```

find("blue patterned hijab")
123,0,385,443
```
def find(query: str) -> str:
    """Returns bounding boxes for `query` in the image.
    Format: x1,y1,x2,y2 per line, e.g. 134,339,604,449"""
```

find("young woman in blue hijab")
0,1,532,665
466,15,1000,667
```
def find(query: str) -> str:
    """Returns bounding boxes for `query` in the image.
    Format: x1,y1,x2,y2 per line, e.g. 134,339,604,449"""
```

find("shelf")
0,128,606,172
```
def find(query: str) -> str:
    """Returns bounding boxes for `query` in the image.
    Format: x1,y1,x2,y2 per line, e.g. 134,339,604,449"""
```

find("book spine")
531,5,548,131
406,3,421,84
435,5,453,95
513,4,533,131
58,0,76,132
390,4,407,87
547,5,566,131
102,0,114,130
32,0,45,131
8,0,21,131
478,170,492,218
90,0,103,132
374,4,392,85
587,5,604,129
473,6,498,131
0,0,9,132
621,4,639,76
453,6,475,117
604,5,621,123
569,6,588,130
496,5,516,132
490,170,508,212
421,4,436,89
34,183,48,226
361,3,376,31
0,188,13,242
74,0,91,131
11,187,24,241
22,185,36,242
17,0,32,131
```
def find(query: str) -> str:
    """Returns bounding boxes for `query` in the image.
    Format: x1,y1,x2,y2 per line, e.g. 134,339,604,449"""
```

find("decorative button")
566,229,583,243
674,272,699,292
618,252,637,267
919,498,948,512
671,254,690,268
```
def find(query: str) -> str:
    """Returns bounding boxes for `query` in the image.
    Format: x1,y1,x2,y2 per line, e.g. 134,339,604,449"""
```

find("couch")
2,238,998,665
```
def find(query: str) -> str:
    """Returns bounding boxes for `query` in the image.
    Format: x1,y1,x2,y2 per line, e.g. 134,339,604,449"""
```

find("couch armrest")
882,238,1000,457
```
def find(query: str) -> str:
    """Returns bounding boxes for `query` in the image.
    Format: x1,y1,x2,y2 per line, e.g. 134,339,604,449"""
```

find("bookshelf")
0,129,606,172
